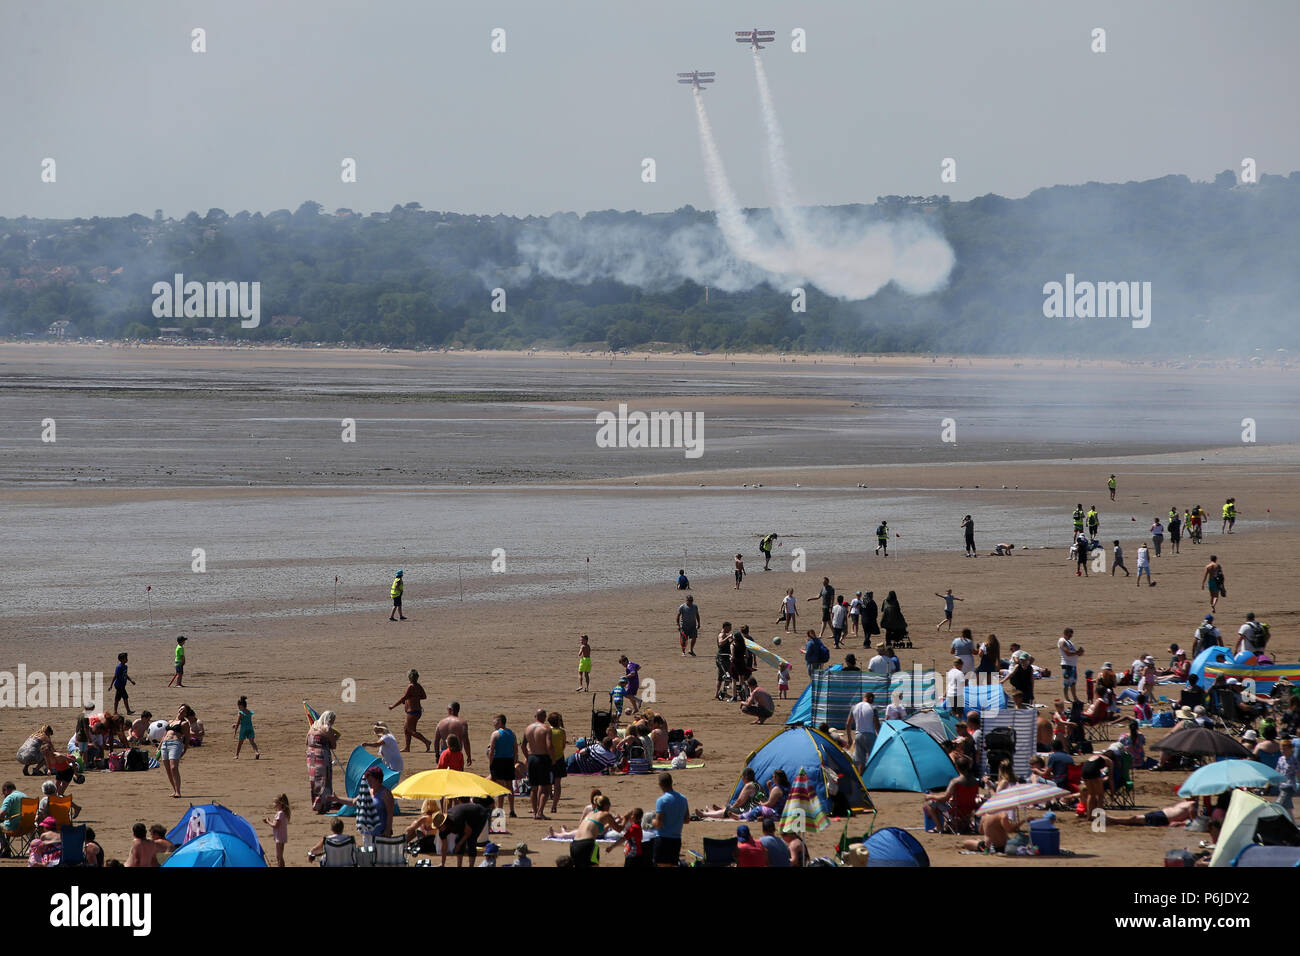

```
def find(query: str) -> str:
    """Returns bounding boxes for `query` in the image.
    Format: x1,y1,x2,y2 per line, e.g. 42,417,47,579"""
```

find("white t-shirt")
1058,637,1079,667
885,701,907,720
1136,547,1150,567
850,598,863,616
832,604,848,628
849,700,879,734
377,734,403,772
867,655,890,676
946,668,966,702
783,595,797,614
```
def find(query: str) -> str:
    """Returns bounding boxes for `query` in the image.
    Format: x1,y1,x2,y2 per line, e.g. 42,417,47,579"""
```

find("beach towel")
652,760,705,770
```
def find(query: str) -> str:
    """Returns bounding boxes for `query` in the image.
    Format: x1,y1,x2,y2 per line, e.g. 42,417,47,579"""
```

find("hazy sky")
3,0,1297,220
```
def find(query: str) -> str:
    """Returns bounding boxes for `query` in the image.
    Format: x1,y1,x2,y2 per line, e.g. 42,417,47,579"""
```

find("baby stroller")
591,694,614,742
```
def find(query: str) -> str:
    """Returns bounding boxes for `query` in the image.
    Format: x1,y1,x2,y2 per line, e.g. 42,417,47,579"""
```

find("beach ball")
773,636,782,646
147,720,168,742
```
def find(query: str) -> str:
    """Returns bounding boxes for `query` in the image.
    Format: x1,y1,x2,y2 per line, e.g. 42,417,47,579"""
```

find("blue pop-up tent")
166,803,264,856
162,831,267,868
331,745,403,817
861,720,955,792
864,826,930,867
730,726,873,817
1189,646,1234,686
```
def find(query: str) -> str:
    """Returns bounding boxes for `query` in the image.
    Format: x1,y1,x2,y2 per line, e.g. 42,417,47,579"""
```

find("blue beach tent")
730,726,873,817
864,826,930,867
166,803,264,856
162,831,267,868
331,746,403,817
861,720,955,792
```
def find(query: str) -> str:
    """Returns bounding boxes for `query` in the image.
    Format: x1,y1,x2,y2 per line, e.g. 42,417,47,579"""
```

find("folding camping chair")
321,834,358,867
46,796,73,827
695,836,737,867
1103,751,1136,809
0,798,38,858
57,824,87,866
371,835,407,866
1211,691,1252,737
1081,701,1115,742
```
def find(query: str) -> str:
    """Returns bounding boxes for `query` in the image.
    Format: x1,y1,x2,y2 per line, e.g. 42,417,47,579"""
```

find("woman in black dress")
861,591,880,648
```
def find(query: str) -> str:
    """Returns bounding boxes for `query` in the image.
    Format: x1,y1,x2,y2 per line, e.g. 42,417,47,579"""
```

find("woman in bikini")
160,705,194,798
389,669,431,752
568,794,624,868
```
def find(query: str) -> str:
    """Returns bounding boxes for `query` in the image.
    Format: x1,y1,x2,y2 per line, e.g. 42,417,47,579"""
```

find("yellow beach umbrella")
391,769,510,800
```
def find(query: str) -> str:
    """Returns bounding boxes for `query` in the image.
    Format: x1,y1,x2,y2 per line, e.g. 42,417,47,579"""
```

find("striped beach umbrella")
976,782,1068,816
779,766,828,834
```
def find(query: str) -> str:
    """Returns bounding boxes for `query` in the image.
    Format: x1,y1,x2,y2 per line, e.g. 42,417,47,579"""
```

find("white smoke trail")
751,49,810,250
692,91,762,256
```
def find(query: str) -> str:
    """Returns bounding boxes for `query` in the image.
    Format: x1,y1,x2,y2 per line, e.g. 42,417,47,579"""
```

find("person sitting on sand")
696,769,788,822
128,711,153,744
565,737,620,775
961,808,1025,854
400,801,445,856
126,822,159,867
695,767,762,820
1106,799,1198,828
650,714,670,759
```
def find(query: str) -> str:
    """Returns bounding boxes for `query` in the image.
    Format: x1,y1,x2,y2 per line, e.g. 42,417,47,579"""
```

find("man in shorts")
676,595,700,657
486,714,517,818
522,710,553,821
760,532,777,570
1201,555,1223,610
1057,628,1082,703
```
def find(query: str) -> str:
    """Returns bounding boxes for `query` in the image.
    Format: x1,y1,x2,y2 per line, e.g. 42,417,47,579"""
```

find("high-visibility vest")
1108,478,1116,490
1072,510,1084,528
1087,510,1098,525
391,577,403,598
1222,503,1232,518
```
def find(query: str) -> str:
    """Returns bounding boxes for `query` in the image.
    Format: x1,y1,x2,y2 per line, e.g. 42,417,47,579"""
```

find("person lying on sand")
1105,799,1197,828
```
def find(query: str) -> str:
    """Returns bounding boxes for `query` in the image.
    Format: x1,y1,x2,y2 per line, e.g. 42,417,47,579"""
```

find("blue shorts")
1061,665,1077,687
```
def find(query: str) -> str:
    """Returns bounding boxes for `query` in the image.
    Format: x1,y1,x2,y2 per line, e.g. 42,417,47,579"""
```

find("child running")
576,635,592,692
264,794,290,867
233,695,260,759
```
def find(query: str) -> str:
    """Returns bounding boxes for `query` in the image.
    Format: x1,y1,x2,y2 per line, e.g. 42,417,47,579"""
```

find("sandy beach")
1,346,1296,867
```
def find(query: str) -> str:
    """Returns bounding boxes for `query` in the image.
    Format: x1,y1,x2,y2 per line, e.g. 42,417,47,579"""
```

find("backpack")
875,525,886,538
1195,625,1221,654
985,727,1016,775
811,640,830,665
125,747,149,772
1254,623,1269,649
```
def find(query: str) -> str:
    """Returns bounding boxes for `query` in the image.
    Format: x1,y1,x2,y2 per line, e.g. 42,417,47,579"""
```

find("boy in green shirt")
168,636,187,688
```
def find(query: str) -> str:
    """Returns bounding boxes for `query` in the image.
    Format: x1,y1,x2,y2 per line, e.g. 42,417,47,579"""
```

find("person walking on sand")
760,532,778,571
961,515,977,557
1108,475,1116,501
1057,628,1083,703
935,589,963,631
734,553,745,590
1150,518,1164,557
576,635,592,691
1071,503,1085,542
1075,531,1092,576
1111,540,1129,576
167,636,187,688
389,669,431,752
780,588,798,633
677,595,701,656
1136,543,1152,587
1222,497,1237,534
875,520,889,556
809,577,835,638
849,591,863,638
1168,509,1182,554
830,596,849,648
1087,505,1100,539
1202,555,1224,611
233,695,260,759
388,569,406,621
111,652,135,715
861,591,880,648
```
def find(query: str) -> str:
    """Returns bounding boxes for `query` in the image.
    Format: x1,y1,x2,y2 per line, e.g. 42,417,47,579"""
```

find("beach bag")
1153,711,1175,728
125,747,149,772
105,753,126,772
